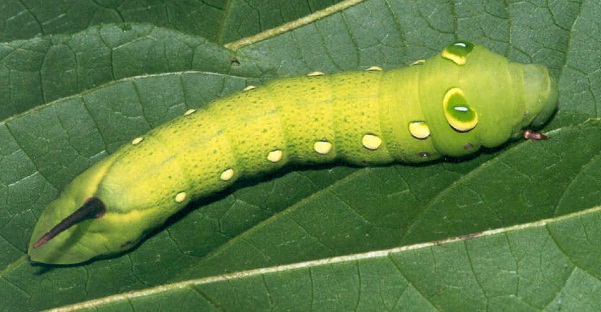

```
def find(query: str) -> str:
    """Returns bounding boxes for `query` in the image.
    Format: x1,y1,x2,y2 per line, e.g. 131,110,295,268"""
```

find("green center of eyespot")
443,88,478,132
441,40,474,65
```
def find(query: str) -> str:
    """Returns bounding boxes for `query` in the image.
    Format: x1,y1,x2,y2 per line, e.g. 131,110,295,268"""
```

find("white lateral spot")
313,141,332,154
362,134,382,150
184,109,197,116
307,71,325,76
409,121,431,139
220,168,235,181
243,85,257,91
410,59,426,66
267,150,283,162
175,192,187,203
366,66,383,71
131,137,144,145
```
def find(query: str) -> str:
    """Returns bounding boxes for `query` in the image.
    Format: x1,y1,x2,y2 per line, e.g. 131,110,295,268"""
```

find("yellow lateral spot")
131,137,144,145
184,109,197,116
267,150,283,162
307,71,325,76
220,168,235,181
313,141,332,154
441,41,474,66
409,121,431,139
243,85,257,91
410,59,426,66
362,134,382,150
175,192,187,203
366,66,383,71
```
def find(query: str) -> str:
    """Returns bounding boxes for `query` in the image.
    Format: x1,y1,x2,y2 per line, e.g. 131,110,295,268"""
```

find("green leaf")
0,23,272,120
0,0,342,43
0,0,345,119
1,0,600,311
41,205,601,311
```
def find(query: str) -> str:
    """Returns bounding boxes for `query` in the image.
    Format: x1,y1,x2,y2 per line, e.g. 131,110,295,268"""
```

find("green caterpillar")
28,41,558,264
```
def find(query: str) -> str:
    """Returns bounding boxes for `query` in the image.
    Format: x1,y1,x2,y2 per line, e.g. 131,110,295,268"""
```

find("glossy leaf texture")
1,0,600,311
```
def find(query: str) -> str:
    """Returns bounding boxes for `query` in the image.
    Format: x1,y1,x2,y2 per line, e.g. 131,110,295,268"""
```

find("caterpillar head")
520,63,558,128
419,41,558,157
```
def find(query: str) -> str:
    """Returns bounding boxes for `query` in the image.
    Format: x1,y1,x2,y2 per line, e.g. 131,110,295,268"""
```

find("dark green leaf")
1,0,599,311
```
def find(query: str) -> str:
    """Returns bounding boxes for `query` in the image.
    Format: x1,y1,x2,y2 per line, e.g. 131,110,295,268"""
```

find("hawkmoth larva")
28,41,558,264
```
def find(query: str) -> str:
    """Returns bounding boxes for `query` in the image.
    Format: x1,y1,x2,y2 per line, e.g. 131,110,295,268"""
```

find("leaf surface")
0,0,599,310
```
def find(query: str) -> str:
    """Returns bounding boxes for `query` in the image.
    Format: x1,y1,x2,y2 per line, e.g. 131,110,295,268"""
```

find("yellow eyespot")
441,41,474,65
443,87,478,132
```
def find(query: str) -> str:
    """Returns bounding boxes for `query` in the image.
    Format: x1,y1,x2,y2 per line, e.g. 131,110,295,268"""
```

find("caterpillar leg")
523,129,549,140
